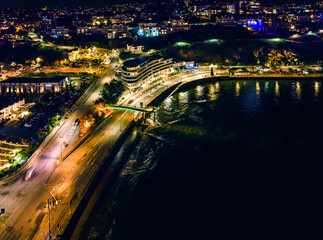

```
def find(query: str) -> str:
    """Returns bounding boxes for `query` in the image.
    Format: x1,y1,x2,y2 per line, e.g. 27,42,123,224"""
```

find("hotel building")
121,56,173,89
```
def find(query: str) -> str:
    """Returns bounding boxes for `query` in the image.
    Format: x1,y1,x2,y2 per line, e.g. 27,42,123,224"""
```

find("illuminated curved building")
121,56,173,89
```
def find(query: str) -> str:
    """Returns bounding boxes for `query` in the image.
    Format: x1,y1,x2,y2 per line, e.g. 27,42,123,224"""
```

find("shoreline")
60,74,323,239
149,75,323,106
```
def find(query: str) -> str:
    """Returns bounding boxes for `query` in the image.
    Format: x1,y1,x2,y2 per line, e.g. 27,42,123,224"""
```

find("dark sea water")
88,80,322,240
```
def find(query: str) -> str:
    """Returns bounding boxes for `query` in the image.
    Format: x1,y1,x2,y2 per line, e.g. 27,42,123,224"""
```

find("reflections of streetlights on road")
57,136,63,164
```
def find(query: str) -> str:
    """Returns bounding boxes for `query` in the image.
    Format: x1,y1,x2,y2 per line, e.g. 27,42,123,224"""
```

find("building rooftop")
0,76,67,84
123,56,161,68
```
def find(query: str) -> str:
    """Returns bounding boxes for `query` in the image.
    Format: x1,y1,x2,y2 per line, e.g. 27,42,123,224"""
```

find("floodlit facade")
0,76,67,95
137,23,160,37
0,99,25,121
126,44,144,54
121,56,173,89
163,19,191,34
77,26,98,35
235,1,260,15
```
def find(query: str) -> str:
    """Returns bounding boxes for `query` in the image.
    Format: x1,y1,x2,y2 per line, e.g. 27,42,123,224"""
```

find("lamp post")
50,191,58,206
59,136,63,162
47,196,58,240
47,199,51,240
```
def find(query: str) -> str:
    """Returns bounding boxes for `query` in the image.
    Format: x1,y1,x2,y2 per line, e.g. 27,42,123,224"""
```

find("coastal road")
0,66,209,239
0,58,119,240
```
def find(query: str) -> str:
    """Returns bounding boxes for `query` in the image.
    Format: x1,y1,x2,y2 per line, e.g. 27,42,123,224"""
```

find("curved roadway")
0,63,210,239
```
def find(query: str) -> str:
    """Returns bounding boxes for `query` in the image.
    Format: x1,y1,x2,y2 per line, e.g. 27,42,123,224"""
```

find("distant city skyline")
0,0,321,8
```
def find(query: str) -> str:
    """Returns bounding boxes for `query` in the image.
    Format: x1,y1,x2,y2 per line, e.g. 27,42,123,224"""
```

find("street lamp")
47,199,52,240
50,191,58,206
47,197,58,240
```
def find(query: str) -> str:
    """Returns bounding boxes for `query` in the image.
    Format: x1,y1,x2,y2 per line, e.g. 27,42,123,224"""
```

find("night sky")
0,0,320,8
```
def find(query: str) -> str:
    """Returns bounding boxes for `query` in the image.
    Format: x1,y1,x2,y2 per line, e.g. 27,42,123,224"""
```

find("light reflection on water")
163,96,172,110
264,82,269,92
275,81,280,97
215,82,220,92
256,82,260,95
208,84,217,101
156,80,322,126
314,81,320,97
296,82,301,99
96,79,323,240
178,91,189,105
195,85,204,98
235,82,240,97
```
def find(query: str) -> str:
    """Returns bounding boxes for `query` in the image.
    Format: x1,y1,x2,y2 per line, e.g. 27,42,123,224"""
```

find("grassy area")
119,52,142,61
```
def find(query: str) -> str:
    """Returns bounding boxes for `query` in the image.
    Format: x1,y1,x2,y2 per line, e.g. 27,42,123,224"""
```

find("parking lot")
0,89,80,139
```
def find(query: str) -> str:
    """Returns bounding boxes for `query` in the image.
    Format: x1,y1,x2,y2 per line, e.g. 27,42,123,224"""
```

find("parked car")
24,123,32,127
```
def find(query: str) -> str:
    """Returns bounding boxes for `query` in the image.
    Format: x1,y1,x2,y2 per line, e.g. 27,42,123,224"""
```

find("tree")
40,90,52,104
80,82,84,91
79,114,95,135
101,80,125,104
96,101,105,117
37,131,47,141
49,114,60,127
253,47,266,65
265,49,298,69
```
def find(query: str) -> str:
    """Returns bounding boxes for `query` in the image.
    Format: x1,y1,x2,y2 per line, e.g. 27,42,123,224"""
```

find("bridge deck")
105,105,156,113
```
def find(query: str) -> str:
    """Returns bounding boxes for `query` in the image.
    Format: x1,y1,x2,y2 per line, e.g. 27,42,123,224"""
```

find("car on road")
24,123,32,127
25,169,34,181
128,100,133,104
73,119,79,125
